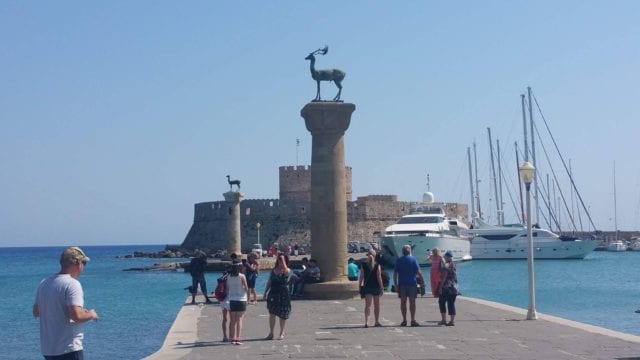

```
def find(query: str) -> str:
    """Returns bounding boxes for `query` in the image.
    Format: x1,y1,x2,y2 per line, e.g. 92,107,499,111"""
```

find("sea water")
1,246,638,360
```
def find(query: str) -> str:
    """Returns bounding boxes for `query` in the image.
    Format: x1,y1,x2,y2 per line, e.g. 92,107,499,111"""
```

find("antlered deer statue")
305,46,345,101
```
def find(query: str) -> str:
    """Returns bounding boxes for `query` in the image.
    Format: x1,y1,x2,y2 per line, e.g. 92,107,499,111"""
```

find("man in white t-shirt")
33,246,99,360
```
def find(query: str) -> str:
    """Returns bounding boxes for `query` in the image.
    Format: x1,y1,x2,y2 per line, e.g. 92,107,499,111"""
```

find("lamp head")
519,161,536,184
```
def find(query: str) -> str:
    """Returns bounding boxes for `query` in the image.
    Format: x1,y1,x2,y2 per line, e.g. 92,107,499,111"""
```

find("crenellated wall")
180,165,468,253
279,165,352,202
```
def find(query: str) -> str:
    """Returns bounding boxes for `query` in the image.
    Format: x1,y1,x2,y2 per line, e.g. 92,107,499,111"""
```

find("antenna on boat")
426,173,430,192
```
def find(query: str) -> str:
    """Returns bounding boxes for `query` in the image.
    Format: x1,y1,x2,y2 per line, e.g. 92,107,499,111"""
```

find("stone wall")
180,194,469,253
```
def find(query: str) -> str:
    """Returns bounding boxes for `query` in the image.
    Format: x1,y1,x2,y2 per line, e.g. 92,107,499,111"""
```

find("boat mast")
516,142,525,223
473,141,482,218
528,87,540,226
547,174,552,230
488,127,501,225
467,147,475,224
497,139,505,225
520,93,529,226
614,161,618,241
521,94,529,162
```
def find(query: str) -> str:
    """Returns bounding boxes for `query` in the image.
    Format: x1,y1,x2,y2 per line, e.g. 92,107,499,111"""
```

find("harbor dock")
145,294,640,360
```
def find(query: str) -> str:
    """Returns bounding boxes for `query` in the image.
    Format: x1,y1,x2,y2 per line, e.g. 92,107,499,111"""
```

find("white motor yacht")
380,193,472,267
606,240,627,252
469,218,600,259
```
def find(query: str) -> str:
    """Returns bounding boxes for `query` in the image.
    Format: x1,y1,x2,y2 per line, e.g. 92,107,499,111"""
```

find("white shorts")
220,298,230,310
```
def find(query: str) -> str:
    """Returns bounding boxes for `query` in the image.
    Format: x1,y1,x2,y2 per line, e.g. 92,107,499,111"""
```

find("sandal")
264,334,274,340
400,320,407,327
446,321,455,326
437,321,446,326
277,334,285,340
222,337,229,342
374,323,382,327
410,320,420,327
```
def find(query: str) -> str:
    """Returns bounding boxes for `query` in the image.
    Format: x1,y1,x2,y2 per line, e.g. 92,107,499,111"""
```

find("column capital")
301,102,355,134
223,191,244,203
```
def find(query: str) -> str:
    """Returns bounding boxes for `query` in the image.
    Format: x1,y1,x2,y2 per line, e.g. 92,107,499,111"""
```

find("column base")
300,280,359,300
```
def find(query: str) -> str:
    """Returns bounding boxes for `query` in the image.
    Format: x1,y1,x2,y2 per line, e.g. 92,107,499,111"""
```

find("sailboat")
607,162,627,252
468,87,600,259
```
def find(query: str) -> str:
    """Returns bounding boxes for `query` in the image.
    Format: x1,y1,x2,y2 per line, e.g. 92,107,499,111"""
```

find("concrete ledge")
302,280,359,300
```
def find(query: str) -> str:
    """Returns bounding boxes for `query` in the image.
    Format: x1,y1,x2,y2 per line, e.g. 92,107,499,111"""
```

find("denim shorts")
397,284,418,299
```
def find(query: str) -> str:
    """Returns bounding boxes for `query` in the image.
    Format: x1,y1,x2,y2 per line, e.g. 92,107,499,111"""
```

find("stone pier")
301,101,358,299
223,191,243,256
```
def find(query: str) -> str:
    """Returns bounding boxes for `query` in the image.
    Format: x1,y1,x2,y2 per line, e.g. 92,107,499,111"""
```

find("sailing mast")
516,142,525,223
528,87,539,225
614,161,618,241
467,147,475,224
497,139,505,225
473,141,482,219
488,128,501,225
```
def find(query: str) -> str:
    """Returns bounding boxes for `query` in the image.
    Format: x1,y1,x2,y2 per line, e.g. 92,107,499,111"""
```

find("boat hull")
470,238,600,259
381,234,471,266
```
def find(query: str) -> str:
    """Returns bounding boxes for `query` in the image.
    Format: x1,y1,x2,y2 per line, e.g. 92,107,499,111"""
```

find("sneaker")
411,320,420,327
234,340,243,345
400,320,407,327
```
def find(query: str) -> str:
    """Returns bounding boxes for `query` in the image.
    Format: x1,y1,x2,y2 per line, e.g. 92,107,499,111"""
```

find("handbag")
442,280,459,297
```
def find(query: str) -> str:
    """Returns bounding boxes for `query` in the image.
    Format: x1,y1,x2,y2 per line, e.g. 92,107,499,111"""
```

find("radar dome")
422,192,434,203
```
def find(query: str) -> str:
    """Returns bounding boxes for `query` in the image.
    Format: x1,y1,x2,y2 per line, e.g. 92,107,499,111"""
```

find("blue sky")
1,1,639,246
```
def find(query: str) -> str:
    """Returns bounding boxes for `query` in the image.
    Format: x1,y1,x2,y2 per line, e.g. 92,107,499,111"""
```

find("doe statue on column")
224,175,243,258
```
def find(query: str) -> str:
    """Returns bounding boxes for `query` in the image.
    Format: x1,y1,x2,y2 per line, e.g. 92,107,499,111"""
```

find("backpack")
214,275,227,301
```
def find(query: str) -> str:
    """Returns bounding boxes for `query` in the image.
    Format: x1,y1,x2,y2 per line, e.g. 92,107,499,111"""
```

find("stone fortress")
180,165,469,253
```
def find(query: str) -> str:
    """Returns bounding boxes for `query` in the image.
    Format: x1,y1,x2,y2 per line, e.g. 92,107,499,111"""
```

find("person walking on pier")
33,246,99,360
264,254,291,340
189,250,213,304
437,251,459,326
359,251,383,327
394,244,423,327
227,261,249,345
428,248,443,297
244,253,260,304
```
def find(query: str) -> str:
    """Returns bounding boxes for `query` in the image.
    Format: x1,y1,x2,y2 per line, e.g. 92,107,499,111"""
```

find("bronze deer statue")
226,175,241,191
305,46,345,101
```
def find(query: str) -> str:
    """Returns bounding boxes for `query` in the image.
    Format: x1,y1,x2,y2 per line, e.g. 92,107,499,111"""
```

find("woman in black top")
359,251,384,327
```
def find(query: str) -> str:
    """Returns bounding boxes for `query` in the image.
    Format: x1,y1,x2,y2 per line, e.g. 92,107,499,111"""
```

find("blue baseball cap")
444,251,454,258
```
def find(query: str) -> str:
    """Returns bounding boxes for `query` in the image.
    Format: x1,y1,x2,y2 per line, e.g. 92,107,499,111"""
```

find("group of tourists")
357,245,459,328
31,245,458,358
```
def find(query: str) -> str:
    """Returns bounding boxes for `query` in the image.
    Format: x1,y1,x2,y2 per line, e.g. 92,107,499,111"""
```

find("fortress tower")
279,165,352,202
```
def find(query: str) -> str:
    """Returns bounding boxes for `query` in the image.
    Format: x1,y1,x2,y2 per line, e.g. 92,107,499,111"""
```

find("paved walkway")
145,294,640,360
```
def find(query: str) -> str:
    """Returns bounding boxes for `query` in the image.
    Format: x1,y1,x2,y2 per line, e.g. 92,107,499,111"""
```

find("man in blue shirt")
393,245,423,326
347,258,359,281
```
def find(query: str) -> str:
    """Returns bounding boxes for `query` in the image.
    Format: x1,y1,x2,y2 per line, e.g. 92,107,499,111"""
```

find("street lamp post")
519,161,537,320
256,222,262,249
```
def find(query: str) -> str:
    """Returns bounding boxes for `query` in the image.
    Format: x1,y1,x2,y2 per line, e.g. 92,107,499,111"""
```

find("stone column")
300,101,358,299
223,191,243,256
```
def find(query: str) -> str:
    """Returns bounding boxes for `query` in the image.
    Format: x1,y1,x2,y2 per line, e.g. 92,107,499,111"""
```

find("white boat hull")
606,241,627,252
381,234,471,266
470,238,600,259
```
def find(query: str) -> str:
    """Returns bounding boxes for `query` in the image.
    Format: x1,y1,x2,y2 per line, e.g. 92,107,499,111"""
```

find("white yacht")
380,193,472,267
606,240,627,252
469,218,600,259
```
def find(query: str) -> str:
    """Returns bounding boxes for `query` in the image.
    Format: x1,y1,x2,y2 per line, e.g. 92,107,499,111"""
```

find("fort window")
246,208,251,215
269,201,273,207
